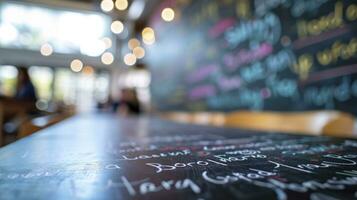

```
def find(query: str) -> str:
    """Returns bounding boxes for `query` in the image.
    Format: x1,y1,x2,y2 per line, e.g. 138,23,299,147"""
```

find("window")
0,65,18,96
29,66,53,101
0,2,112,57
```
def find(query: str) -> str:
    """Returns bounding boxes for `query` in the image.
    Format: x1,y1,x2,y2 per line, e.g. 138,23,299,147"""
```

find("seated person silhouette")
15,67,37,102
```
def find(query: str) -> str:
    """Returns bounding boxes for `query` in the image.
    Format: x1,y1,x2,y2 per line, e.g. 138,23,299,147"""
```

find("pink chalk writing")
218,76,242,92
187,64,219,83
223,43,273,71
209,18,236,38
189,85,216,100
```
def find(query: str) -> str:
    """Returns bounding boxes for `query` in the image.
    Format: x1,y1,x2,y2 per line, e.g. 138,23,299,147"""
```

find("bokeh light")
142,27,155,45
111,20,124,34
128,38,140,50
70,59,83,72
100,0,114,12
82,66,95,75
40,43,53,56
101,52,114,65
124,53,137,66
115,0,128,11
133,46,145,59
161,8,175,22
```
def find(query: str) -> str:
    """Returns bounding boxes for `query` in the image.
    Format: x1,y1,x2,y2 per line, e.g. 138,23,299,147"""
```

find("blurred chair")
224,111,355,137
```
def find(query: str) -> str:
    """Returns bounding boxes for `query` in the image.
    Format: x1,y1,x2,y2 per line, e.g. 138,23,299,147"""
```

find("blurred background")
0,0,356,145
0,0,156,114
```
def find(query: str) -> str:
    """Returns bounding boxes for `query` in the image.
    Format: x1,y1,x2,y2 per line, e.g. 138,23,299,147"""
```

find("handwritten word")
228,48,293,76
120,150,191,161
202,168,276,185
269,154,357,174
282,144,342,155
297,2,343,38
292,54,313,80
265,49,295,73
213,153,267,163
291,0,328,17
323,154,357,165
116,176,201,196
139,179,201,195
138,135,202,144
233,48,294,82
201,164,357,199
195,137,272,147
266,75,298,98
146,159,226,173
225,12,281,48
240,62,265,83
203,145,236,151
260,144,306,152
105,164,121,170
336,169,357,177
304,77,356,108
254,0,328,17
224,149,262,155
347,3,357,21
317,38,357,66
208,89,264,109
203,168,287,200
251,177,354,194
254,0,290,17
0,170,61,180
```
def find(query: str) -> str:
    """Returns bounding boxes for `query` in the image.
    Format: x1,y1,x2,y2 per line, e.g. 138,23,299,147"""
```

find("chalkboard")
1,114,357,199
146,0,357,114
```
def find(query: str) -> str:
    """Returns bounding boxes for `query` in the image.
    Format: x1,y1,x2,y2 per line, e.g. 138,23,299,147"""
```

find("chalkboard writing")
146,0,357,114
1,114,357,199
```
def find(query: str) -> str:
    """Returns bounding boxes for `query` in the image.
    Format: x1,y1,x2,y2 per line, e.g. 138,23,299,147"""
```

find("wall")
146,0,357,114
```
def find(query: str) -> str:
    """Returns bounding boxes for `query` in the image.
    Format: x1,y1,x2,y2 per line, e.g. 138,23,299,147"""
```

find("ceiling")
15,0,160,23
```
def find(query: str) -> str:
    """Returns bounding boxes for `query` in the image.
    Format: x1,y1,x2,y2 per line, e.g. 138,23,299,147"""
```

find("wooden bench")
161,111,356,137
0,99,37,145
18,113,73,138
224,111,355,137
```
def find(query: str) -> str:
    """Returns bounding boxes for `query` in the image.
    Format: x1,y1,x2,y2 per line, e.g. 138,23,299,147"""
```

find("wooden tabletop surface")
1,113,357,200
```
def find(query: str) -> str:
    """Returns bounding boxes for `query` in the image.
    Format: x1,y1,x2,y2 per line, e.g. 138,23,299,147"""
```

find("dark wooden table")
1,113,357,200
